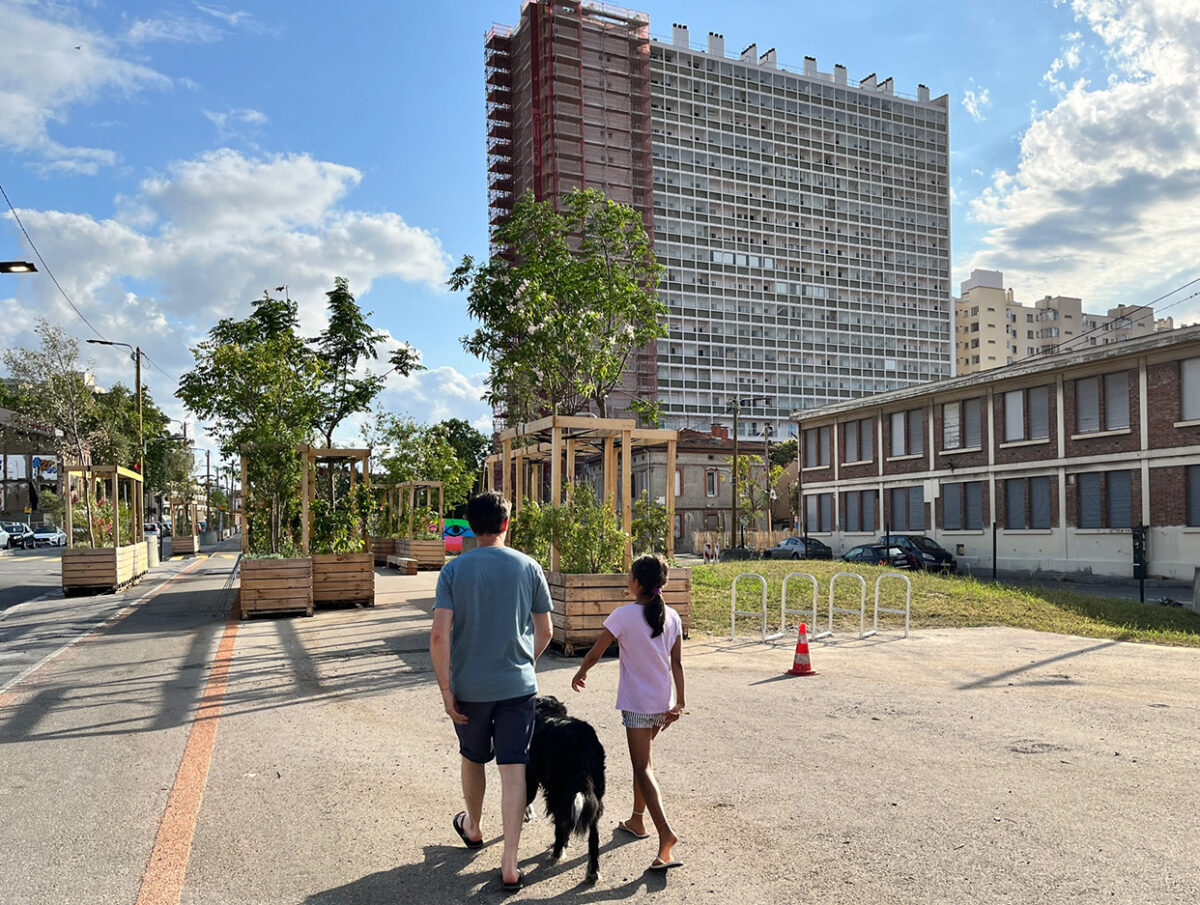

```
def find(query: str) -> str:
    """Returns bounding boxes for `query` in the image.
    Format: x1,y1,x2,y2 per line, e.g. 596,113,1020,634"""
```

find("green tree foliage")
178,292,322,554
364,413,477,510
726,453,783,535
3,320,107,544
631,489,670,555
508,484,628,574
769,437,798,469
450,188,667,422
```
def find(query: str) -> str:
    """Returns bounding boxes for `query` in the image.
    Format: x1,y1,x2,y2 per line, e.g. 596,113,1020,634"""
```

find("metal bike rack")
780,572,820,641
826,572,869,639
731,572,770,642
866,572,913,639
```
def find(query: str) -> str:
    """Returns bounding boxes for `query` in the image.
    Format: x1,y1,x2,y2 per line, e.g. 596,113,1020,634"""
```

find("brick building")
792,325,1200,580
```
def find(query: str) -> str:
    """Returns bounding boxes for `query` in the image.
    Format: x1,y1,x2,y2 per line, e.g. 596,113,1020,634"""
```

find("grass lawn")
688,561,1200,648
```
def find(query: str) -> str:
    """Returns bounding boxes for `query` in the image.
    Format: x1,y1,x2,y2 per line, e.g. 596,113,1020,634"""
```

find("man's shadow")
305,838,668,904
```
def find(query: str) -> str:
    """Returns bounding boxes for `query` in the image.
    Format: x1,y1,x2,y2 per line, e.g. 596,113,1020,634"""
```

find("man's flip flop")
648,858,684,871
616,820,651,839
499,869,524,891
453,812,483,849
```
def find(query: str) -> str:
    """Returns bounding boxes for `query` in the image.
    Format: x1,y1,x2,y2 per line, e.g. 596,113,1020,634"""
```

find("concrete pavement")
1,552,1198,904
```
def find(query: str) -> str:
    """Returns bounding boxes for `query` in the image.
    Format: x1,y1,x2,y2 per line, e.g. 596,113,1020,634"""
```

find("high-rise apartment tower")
486,1,952,437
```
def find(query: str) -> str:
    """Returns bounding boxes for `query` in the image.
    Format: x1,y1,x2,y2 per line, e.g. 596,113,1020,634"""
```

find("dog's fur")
526,695,606,883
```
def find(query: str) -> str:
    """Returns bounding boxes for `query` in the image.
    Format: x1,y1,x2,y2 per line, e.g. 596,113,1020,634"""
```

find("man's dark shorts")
454,693,536,765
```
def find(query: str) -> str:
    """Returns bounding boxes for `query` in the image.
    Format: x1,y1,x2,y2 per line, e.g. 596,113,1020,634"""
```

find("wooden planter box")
370,537,397,565
546,568,692,655
171,535,199,557
312,552,375,607
239,557,313,618
396,538,445,570
62,543,149,594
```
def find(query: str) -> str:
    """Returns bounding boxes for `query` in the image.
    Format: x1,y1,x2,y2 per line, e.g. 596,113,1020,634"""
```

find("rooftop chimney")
918,83,930,103
672,23,689,48
708,31,725,56
834,64,847,85
759,47,777,68
804,55,817,77
740,43,757,63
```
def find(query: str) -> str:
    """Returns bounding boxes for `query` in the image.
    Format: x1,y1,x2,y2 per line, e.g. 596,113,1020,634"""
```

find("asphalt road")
0,545,65,615
2,558,1197,904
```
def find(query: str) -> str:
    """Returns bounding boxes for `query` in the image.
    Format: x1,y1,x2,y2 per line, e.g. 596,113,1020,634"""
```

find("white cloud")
204,107,268,139
125,13,222,44
0,1,171,171
0,149,460,436
363,367,492,442
965,0,1200,323
962,84,991,122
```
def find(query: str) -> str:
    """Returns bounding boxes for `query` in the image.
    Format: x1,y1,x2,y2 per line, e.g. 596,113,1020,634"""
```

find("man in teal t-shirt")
430,492,552,891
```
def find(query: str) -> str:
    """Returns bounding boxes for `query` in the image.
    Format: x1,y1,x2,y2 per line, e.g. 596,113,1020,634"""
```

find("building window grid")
1003,385,1050,441
942,481,983,530
1076,471,1132,529
1076,372,1130,433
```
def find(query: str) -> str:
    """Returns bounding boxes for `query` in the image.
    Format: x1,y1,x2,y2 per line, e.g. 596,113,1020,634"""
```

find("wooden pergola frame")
399,480,445,542
62,464,144,548
483,415,679,569
170,497,202,537
298,445,371,556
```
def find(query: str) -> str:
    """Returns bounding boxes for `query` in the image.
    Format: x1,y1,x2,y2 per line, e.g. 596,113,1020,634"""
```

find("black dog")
526,695,606,883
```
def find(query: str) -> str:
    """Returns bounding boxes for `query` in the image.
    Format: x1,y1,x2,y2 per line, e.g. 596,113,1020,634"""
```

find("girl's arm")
571,628,616,692
662,635,686,728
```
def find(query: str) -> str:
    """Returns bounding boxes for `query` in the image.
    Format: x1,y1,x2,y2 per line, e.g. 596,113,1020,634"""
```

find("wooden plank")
241,587,314,602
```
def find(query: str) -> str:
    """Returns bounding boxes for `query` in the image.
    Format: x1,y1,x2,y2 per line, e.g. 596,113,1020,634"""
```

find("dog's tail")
571,775,603,837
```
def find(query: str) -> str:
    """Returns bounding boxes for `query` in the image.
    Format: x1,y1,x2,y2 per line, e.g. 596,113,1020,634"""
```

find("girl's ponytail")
631,553,669,638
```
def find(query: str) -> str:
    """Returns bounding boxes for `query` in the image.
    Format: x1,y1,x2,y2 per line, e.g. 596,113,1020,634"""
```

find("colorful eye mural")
443,518,475,553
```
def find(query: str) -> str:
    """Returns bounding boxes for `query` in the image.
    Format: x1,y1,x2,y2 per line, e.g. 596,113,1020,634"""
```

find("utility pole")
762,424,771,534
205,448,211,536
731,399,739,550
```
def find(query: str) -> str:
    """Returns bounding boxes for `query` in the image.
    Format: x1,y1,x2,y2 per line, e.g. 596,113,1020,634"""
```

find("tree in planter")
450,188,667,423
178,292,321,555
3,320,108,546
726,453,784,538
510,484,628,574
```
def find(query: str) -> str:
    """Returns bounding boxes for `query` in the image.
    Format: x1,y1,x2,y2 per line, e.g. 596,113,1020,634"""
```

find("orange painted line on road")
135,599,240,905
0,556,207,707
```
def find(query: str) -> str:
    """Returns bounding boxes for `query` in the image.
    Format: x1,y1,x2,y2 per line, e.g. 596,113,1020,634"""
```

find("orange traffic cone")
785,622,818,676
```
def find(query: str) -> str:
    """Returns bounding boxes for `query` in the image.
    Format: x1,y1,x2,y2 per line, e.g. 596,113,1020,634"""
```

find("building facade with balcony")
486,2,953,440
793,325,1200,580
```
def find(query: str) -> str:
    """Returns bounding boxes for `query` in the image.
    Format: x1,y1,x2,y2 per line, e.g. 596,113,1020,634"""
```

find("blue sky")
3,0,1199,461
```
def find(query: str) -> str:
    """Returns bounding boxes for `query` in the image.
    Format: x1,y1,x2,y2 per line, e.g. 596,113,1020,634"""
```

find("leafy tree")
450,188,667,423
631,489,670,555
311,277,388,448
726,453,783,538
769,437,798,469
178,292,322,554
3,320,107,545
436,418,490,492
364,412,477,510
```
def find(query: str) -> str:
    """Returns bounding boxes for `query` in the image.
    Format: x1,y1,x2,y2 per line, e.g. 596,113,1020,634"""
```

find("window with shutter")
890,411,906,457
1188,466,1200,527
943,482,961,530
1183,358,1200,421
1029,386,1049,439
861,418,874,461
863,491,876,532
819,493,833,531
1077,377,1100,433
908,409,924,455
1005,479,1026,530
1030,477,1051,529
943,401,961,450
818,426,830,466
1078,473,1102,528
1107,470,1132,528
1106,372,1129,430
890,487,907,530
1005,390,1024,441
964,398,982,447
844,420,858,463
965,481,983,530
845,491,860,532
908,486,925,530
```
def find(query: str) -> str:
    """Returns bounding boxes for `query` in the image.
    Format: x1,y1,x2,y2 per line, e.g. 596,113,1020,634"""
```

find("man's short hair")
466,492,511,535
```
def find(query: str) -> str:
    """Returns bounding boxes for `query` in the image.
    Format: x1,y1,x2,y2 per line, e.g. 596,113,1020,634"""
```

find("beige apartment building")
955,269,1173,375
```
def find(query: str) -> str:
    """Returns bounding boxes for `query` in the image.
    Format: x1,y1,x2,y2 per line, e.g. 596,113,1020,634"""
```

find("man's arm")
532,611,552,661
430,608,467,724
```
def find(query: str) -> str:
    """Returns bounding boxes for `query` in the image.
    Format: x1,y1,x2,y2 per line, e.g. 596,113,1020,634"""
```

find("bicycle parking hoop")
868,572,913,639
731,572,770,642
826,572,869,640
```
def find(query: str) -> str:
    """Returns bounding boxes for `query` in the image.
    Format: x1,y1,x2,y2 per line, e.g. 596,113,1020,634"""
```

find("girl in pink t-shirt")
572,553,686,871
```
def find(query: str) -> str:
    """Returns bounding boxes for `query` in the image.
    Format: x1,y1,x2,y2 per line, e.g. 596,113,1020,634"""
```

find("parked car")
32,526,67,547
144,522,161,537
0,524,10,550
762,536,833,560
843,543,920,570
3,522,36,549
878,534,958,573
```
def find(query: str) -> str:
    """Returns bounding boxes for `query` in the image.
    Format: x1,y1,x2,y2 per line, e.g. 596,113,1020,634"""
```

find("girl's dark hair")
631,553,670,638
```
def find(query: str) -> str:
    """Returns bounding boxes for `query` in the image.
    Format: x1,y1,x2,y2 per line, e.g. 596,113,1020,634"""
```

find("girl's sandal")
616,811,651,839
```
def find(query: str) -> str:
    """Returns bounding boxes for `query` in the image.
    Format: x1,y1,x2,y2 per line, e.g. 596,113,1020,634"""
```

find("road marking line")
135,598,239,905
0,557,205,701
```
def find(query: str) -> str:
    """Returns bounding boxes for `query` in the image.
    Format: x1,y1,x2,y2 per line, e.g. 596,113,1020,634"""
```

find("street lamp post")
0,261,38,273
87,340,145,479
